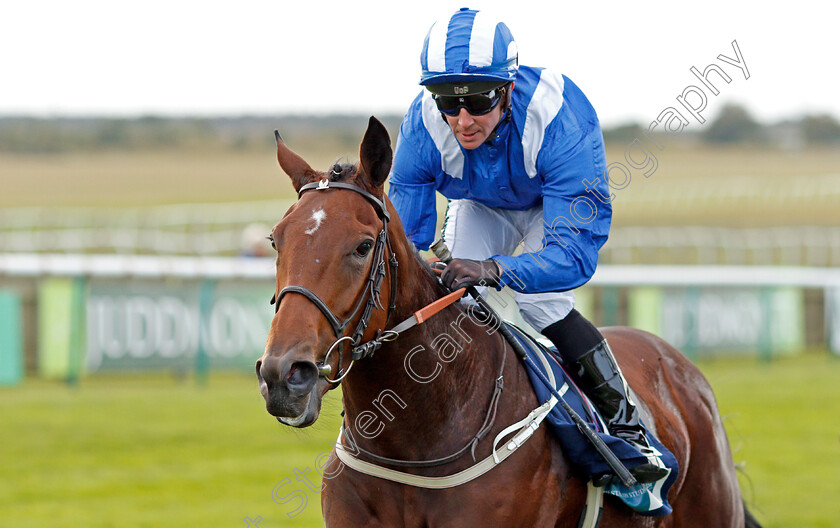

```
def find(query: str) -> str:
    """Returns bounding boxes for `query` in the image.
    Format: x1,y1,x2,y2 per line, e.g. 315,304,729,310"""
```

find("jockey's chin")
444,106,504,150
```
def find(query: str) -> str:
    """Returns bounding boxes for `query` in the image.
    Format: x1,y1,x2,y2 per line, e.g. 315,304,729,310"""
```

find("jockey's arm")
387,130,439,252
491,126,611,294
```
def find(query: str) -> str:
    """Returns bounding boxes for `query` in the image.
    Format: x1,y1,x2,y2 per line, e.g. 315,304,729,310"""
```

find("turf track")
1,353,838,527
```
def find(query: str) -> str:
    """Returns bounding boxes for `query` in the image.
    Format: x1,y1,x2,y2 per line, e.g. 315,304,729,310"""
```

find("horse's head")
257,116,394,427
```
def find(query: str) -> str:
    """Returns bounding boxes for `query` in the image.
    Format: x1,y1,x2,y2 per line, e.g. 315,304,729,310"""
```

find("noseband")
273,177,398,388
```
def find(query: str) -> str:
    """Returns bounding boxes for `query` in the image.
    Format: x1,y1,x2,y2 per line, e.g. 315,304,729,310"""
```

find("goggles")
432,86,506,116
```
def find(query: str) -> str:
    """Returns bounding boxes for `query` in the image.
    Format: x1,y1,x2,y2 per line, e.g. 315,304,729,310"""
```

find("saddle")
504,323,679,517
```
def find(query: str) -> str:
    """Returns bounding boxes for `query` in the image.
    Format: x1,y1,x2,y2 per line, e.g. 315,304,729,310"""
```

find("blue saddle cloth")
505,323,679,517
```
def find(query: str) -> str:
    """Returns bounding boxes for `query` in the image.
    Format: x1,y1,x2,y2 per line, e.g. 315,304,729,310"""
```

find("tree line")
1,104,837,154
602,103,840,147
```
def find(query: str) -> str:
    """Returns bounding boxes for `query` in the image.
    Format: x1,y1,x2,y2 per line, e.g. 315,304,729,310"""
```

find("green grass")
0,372,343,528
699,352,840,528
0,149,297,208
0,142,350,209
5,144,840,229
603,143,840,228
1,354,838,527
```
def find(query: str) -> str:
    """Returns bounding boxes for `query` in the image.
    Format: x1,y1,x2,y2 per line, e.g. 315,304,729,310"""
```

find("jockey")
388,7,668,484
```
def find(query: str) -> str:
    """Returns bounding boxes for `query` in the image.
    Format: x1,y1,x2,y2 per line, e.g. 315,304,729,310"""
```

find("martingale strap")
335,347,563,483
332,341,604,527
350,333,505,469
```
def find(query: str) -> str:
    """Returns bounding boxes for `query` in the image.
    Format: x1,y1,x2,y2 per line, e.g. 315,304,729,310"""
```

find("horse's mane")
408,243,440,282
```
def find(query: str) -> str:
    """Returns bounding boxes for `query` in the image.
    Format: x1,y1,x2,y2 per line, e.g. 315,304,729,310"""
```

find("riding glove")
440,259,502,290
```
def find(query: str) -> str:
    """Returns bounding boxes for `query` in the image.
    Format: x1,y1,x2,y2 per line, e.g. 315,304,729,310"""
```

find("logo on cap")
453,85,470,95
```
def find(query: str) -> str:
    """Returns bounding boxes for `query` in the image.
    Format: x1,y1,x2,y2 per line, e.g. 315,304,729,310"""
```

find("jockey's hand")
440,259,502,290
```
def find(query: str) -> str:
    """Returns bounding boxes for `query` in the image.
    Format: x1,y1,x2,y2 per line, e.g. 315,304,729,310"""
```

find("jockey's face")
443,86,509,150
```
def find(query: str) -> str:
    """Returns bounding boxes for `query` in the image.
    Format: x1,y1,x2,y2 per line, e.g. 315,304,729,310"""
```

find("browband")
298,179,390,222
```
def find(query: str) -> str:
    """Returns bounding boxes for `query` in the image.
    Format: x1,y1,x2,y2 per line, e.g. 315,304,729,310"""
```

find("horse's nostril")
286,360,318,394
287,362,299,382
256,359,272,393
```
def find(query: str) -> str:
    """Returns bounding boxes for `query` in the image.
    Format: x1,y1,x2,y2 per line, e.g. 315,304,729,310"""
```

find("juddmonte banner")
628,286,805,356
85,279,274,372
35,278,809,378
466,284,804,357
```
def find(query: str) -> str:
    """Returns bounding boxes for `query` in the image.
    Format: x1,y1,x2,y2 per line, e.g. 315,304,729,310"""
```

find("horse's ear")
275,130,317,193
359,117,392,190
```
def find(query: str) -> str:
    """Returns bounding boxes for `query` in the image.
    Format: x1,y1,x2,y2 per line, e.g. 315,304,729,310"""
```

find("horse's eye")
267,235,276,250
354,240,373,257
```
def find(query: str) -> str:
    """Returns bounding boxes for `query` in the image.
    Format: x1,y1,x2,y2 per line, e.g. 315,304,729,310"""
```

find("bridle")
272,176,398,389
271,174,510,473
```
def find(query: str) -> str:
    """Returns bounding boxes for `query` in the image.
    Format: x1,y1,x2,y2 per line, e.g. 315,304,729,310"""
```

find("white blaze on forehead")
304,208,327,235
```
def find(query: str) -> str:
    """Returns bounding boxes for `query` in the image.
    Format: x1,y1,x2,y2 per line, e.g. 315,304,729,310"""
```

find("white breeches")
442,199,575,332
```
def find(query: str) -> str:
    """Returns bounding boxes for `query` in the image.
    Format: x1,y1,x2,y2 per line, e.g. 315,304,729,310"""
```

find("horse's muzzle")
256,355,321,427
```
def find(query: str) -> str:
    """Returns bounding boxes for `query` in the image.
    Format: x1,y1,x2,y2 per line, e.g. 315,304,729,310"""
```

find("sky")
2,0,837,127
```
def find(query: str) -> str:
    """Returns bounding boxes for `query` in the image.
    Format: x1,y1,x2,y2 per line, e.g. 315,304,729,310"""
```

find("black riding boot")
542,310,669,484
571,340,669,483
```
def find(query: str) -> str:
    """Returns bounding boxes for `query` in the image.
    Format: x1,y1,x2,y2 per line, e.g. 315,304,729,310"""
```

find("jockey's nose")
457,108,474,126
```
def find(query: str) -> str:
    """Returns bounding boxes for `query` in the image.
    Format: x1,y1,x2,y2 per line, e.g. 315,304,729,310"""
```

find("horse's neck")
340,235,506,458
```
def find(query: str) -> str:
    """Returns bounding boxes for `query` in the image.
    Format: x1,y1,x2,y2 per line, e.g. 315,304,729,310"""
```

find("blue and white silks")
388,66,611,294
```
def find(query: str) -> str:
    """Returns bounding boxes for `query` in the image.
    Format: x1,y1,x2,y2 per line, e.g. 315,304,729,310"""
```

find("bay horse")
256,117,761,527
